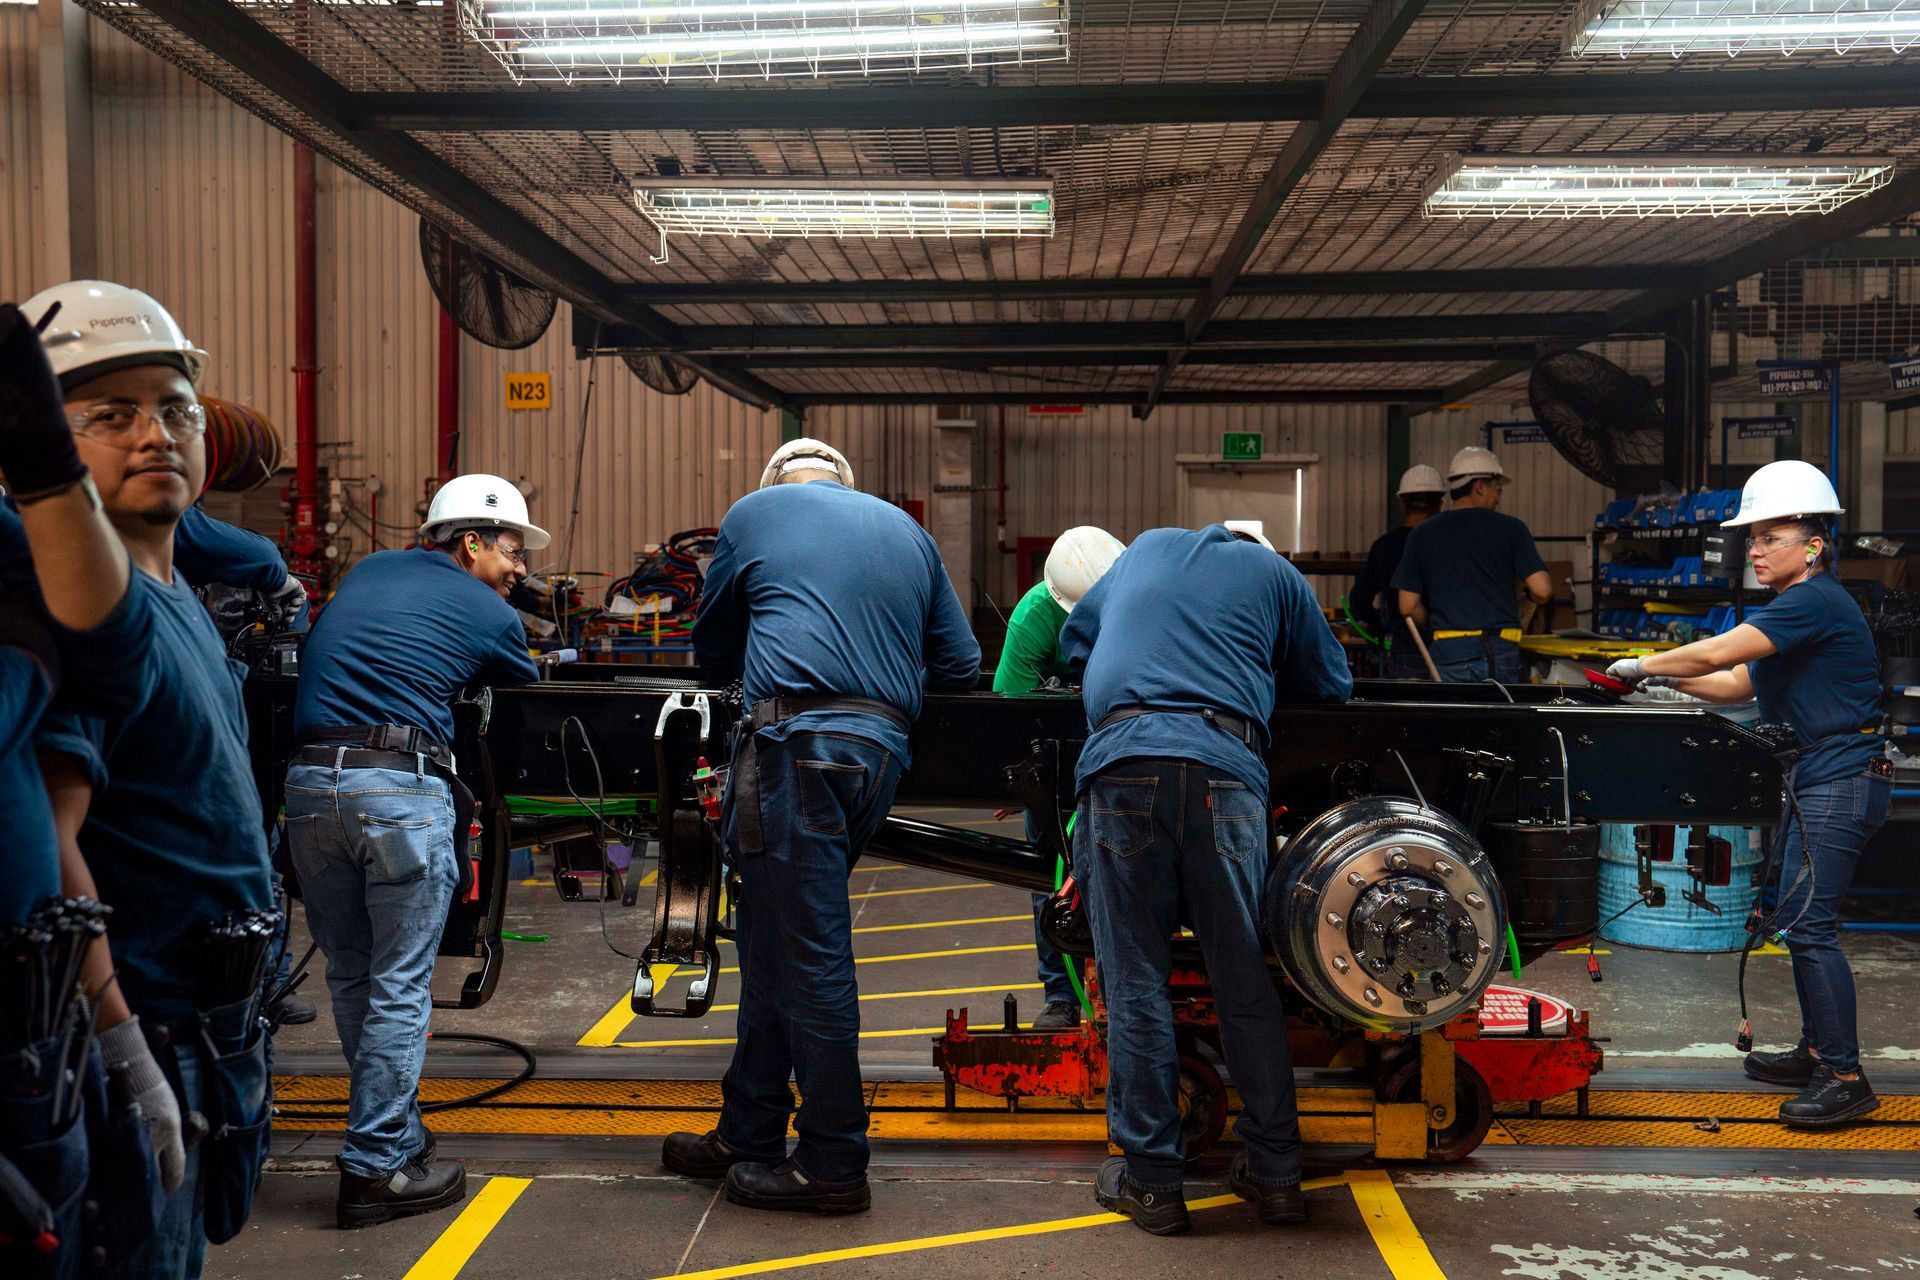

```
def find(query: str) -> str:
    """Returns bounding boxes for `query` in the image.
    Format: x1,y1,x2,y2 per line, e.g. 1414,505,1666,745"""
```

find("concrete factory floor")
234,806,1920,1280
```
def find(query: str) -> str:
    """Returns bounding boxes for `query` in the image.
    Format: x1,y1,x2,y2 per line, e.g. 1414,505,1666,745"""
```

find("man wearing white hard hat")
993,526,1127,1030
4,281,275,1279
1605,461,1886,1130
1392,446,1551,683
285,473,545,1228
1351,465,1445,678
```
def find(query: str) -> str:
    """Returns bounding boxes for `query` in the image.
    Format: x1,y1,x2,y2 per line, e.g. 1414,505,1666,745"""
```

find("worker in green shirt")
993,525,1126,1029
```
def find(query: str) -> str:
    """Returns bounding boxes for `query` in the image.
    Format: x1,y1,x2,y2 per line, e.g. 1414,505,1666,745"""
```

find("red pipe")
996,405,1009,551
437,300,459,483
290,142,322,579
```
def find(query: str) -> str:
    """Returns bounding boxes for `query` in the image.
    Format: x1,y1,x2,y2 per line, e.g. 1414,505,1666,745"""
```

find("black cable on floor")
273,1030,538,1119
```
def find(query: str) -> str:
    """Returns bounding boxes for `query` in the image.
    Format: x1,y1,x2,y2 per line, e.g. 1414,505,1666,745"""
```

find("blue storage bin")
1598,825,1763,952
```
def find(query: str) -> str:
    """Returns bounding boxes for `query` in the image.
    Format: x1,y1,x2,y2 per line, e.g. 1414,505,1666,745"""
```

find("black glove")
0,303,87,500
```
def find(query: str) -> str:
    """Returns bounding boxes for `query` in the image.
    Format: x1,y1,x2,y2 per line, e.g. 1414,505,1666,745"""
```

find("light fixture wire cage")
632,177,1058,240
1424,154,1897,220
458,0,1070,83
1567,0,1920,58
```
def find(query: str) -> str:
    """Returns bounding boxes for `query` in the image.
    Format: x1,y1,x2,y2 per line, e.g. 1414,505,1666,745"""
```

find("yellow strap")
1431,628,1523,642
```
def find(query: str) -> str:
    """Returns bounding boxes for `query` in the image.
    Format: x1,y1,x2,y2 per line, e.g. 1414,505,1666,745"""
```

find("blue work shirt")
0,504,63,925
1062,525,1353,803
1391,508,1546,632
37,564,272,1019
175,504,287,593
1746,571,1884,789
295,548,539,746
695,479,981,767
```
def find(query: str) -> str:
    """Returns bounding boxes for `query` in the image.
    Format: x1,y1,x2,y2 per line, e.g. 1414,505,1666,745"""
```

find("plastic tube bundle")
0,897,112,1125
193,909,285,1020
199,398,284,494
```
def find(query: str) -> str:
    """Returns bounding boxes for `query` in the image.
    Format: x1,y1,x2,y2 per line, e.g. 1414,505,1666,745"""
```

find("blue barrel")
1596,824,1762,952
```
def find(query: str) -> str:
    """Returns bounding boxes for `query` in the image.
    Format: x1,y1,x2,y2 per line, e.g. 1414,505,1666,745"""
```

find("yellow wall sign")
505,372,552,410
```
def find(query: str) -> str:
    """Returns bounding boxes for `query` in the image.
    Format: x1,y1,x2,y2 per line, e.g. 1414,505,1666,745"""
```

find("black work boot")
1745,1044,1819,1086
1030,1002,1081,1031
336,1157,467,1229
663,1129,759,1180
1780,1066,1879,1129
723,1159,871,1213
276,994,318,1026
1093,1156,1189,1236
1227,1152,1308,1225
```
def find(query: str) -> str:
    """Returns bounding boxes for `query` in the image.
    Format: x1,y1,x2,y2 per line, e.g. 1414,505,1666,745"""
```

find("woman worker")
1606,460,1888,1131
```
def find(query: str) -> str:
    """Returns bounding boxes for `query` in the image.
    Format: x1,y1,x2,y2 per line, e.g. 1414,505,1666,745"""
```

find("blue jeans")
718,731,903,1181
1777,769,1890,1075
1025,811,1076,1007
284,757,456,1178
1075,760,1300,1192
120,1042,204,1280
1428,635,1522,684
1384,644,1429,680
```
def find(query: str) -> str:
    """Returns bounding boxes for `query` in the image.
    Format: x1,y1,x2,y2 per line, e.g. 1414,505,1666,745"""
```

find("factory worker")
664,437,979,1214
1607,461,1886,1130
1393,446,1551,683
1060,524,1351,1235
287,473,543,1228
9,281,274,1280
993,525,1127,1030
1350,465,1445,678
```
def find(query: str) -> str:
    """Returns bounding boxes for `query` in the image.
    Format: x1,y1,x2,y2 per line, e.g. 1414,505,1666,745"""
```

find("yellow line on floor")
661,1178,1347,1280
851,913,1029,935
579,878,724,1047
849,882,997,901
1347,1170,1447,1280
712,943,1032,976
934,814,1025,829
615,1025,971,1049
400,1176,532,1280
710,982,1043,1012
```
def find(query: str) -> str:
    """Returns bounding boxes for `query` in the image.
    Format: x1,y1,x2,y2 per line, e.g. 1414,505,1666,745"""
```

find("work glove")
97,1017,185,1195
266,574,307,629
0,303,89,501
1604,657,1647,686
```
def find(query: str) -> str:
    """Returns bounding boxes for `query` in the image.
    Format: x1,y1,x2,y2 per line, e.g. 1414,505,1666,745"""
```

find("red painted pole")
290,141,322,579
437,298,459,483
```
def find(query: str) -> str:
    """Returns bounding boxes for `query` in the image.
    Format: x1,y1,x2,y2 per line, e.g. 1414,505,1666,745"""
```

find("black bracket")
633,692,724,1018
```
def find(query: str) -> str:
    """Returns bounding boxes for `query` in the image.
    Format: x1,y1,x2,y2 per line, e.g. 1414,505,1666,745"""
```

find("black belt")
297,724,453,772
293,745,448,773
1096,704,1262,750
734,694,911,855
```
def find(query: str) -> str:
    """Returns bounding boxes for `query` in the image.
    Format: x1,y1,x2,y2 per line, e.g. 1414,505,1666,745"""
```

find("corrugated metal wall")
0,6,39,301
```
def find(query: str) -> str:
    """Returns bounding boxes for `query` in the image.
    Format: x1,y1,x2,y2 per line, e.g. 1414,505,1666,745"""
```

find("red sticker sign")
1478,985,1573,1036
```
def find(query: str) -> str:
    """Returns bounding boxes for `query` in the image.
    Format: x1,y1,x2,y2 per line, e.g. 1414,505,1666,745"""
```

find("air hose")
1055,812,1100,1026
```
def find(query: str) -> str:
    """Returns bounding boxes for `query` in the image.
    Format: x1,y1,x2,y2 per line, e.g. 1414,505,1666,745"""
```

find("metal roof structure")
85,0,1920,414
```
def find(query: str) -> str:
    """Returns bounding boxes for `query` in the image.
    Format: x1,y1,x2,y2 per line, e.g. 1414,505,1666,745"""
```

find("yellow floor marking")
1347,1169,1447,1280
579,878,724,1047
932,814,1025,829
849,882,998,901
615,1024,978,1049
400,1176,531,1280
851,913,1029,935
1753,942,1790,956
660,1178,1347,1280
710,982,1043,1012
640,867,660,887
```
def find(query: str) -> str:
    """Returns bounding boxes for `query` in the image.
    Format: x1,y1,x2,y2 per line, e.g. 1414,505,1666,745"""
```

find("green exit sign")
1222,432,1263,461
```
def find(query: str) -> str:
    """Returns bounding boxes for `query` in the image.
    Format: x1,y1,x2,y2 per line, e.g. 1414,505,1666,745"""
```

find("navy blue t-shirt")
1392,508,1546,632
37,565,272,1018
1746,571,1884,788
1351,524,1413,633
295,548,538,746
695,480,980,767
175,504,287,593
1062,525,1353,804
0,503,63,925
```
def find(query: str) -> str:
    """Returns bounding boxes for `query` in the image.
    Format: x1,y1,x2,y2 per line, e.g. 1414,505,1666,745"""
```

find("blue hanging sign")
1726,415,1797,440
1757,363,1831,397
1889,356,1920,393
1493,421,1549,444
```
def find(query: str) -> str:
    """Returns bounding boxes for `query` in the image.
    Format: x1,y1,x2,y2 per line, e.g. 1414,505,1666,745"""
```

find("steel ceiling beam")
1142,0,1431,416
348,66,1920,132
135,0,787,411
709,343,1536,369
786,391,1439,407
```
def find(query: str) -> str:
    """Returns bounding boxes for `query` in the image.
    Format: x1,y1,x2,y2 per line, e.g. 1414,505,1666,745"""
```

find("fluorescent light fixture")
1423,154,1895,220
459,0,1068,83
632,177,1056,240
1568,0,1920,57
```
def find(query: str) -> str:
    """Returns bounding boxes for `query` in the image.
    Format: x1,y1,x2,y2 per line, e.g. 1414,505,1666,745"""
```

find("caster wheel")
1376,1054,1493,1163
1177,1054,1228,1156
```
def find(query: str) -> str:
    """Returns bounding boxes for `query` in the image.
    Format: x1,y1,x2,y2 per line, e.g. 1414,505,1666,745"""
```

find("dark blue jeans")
1777,768,1890,1075
1383,644,1429,680
1025,811,1076,1007
718,730,902,1181
1075,760,1300,1192
1429,635,1522,684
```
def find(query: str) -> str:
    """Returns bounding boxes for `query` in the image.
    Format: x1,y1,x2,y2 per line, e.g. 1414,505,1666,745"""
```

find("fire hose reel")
1269,797,1507,1034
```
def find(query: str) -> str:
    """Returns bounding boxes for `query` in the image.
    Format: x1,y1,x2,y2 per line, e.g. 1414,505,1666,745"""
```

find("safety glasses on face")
493,540,528,570
67,400,207,446
1745,532,1811,553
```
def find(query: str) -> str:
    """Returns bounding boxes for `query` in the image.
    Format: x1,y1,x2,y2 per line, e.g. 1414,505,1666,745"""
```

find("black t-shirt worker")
1350,464,1445,679
1391,447,1550,684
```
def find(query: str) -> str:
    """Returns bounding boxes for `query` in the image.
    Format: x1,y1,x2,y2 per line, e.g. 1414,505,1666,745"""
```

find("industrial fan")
418,218,557,350
622,352,702,396
1528,350,1666,488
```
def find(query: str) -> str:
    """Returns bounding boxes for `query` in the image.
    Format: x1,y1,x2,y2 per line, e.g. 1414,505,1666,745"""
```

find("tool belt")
292,726,476,901
1096,704,1262,750
145,989,269,1247
1431,627,1524,643
732,695,911,856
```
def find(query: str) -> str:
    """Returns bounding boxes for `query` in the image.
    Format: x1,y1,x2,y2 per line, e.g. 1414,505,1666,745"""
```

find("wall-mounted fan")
622,352,702,396
1528,350,1666,489
419,218,557,350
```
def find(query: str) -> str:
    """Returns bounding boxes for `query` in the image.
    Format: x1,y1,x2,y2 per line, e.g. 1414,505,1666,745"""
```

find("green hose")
1505,923,1523,981
1055,811,1100,1025
1339,594,1387,650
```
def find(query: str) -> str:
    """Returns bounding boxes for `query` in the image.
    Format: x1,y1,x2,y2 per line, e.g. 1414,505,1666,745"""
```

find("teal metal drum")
1596,824,1764,952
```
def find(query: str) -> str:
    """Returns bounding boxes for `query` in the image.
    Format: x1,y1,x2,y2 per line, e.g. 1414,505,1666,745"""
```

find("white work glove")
98,1017,185,1194
267,574,307,629
1605,657,1647,686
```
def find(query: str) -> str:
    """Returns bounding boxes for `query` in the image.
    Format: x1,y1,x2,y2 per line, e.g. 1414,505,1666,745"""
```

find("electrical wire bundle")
593,528,717,645
1,898,112,1126
199,397,284,494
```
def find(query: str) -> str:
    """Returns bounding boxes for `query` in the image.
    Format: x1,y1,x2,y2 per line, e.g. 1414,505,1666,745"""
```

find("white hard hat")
420,472,552,551
1397,464,1446,496
24,280,209,392
1445,446,1510,486
760,437,855,490
1223,519,1277,552
1043,526,1125,612
1720,460,1844,528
